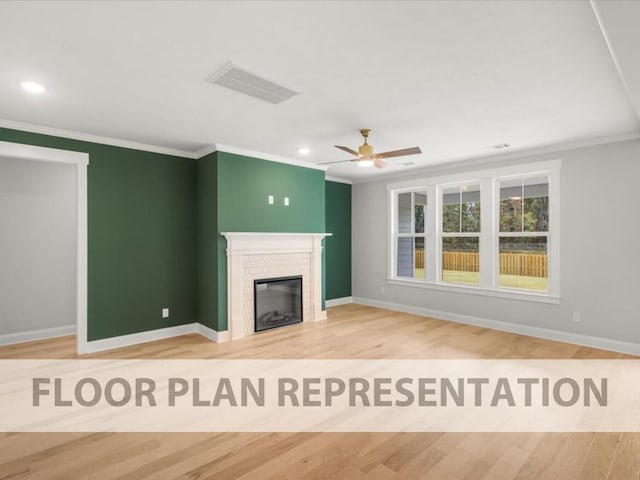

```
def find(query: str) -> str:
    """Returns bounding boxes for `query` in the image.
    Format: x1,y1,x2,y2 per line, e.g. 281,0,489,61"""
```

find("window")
395,191,427,279
441,185,481,285
389,160,560,302
498,176,549,291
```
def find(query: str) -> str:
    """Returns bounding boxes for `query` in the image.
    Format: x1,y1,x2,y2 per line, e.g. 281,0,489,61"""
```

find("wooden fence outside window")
414,250,548,278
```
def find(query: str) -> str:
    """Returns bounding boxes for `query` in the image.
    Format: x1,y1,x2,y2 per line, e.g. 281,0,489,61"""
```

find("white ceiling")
592,1,640,118
0,1,638,180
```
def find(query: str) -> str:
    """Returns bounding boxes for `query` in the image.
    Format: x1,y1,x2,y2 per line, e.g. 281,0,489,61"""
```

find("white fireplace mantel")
221,232,332,340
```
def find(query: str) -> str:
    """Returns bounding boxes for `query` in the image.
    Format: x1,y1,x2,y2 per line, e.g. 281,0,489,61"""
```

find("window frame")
393,190,427,280
438,182,482,286
494,173,552,295
387,160,560,303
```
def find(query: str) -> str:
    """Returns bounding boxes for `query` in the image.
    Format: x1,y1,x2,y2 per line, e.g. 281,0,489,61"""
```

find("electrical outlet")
268,195,274,205
162,307,169,319
572,312,581,323
284,197,290,206
380,286,385,294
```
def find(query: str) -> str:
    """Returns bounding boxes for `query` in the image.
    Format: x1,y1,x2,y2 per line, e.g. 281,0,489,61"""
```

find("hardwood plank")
514,433,570,480
0,304,636,479
481,445,531,480
541,433,596,480
607,433,640,480
577,433,621,480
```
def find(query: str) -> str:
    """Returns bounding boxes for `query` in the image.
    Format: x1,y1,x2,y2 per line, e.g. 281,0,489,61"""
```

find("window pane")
524,176,549,232
397,237,425,280
414,192,426,233
414,237,425,279
461,185,481,233
398,192,412,233
499,237,548,291
500,179,523,232
500,198,522,232
414,204,425,233
442,237,479,285
397,237,413,277
442,187,460,233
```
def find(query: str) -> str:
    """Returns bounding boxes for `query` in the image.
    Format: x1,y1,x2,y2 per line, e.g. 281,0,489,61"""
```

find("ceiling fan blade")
373,158,387,169
317,159,357,165
376,147,422,159
334,145,360,157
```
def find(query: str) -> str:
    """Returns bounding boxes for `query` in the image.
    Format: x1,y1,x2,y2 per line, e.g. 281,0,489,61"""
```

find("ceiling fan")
320,129,422,169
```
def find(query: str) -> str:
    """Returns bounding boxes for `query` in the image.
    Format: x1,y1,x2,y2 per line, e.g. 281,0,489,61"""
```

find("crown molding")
0,118,199,159
5,117,635,181
325,175,352,185
194,144,218,158
207,143,329,171
352,130,640,184
0,118,330,172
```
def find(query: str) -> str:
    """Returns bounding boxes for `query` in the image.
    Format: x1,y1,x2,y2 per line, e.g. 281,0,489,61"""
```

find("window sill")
387,278,560,304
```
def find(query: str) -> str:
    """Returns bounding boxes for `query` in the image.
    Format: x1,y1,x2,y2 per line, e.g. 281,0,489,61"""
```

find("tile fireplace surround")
221,232,331,340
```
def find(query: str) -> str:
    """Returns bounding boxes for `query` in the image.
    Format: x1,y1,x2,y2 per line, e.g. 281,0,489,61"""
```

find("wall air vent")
207,63,300,105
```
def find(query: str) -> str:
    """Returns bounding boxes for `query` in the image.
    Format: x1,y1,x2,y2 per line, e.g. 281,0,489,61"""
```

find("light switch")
284,197,290,206
268,195,274,205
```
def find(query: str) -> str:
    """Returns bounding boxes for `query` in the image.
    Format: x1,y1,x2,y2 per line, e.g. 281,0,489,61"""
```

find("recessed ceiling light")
358,159,374,167
21,81,45,94
297,147,310,155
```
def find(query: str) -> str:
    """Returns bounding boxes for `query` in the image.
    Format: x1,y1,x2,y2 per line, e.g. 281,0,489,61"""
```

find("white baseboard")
352,296,640,357
79,324,199,354
0,325,75,347
78,322,230,354
326,296,353,307
197,323,229,343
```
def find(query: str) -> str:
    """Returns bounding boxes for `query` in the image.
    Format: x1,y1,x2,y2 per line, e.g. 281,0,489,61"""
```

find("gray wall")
352,138,640,344
0,157,76,335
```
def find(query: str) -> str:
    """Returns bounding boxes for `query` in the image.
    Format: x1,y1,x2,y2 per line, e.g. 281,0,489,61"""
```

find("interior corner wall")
352,138,640,345
325,180,352,300
196,151,218,330
212,152,326,331
0,127,198,341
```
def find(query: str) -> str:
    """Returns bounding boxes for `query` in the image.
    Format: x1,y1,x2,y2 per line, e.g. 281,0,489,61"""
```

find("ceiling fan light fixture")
359,144,373,157
358,159,374,167
321,129,421,170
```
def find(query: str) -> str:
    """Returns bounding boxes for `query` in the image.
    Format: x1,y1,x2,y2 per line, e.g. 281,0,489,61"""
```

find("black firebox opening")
254,276,303,332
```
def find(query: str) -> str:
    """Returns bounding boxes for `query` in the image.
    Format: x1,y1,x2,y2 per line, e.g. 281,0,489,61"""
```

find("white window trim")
387,160,561,304
437,182,483,288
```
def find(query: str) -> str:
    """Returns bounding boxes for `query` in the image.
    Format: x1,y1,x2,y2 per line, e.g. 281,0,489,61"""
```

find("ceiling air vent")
207,63,299,104
485,143,510,150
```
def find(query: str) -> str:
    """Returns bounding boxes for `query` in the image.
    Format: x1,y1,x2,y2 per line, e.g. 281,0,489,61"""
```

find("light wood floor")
0,303,638,480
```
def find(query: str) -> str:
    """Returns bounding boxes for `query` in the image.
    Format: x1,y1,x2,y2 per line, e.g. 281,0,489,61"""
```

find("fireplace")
254,276,302,332
221,232,330,340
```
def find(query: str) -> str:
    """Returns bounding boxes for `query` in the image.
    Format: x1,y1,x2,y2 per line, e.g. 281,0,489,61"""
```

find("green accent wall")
196,152,218,330
1,127,350,338
213,152,326,331
0,127,197,340
325,181,352,300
